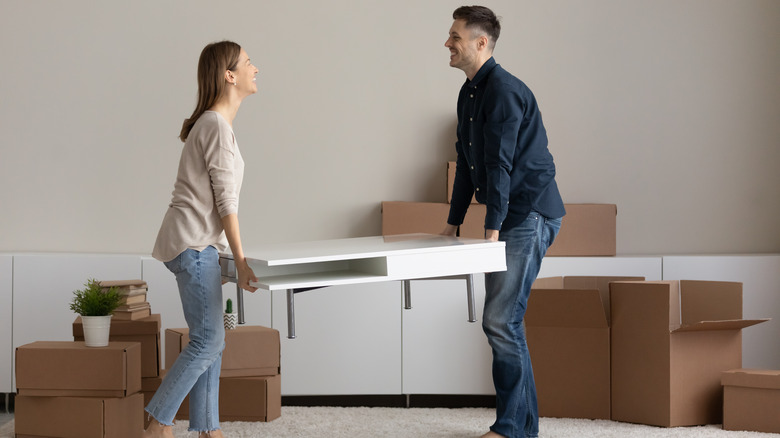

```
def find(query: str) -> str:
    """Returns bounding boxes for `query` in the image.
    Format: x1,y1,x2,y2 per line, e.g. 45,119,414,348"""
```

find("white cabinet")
538,256,663,280
402,276,493,394
0,256,12,393
141,257,272,368
12,254,142,390
662,255,780,369
272,282,402,395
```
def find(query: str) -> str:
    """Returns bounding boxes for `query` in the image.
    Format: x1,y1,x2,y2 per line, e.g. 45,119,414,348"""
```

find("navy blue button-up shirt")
447,57,565,232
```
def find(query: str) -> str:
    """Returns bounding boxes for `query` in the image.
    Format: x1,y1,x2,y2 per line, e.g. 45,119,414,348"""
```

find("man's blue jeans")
483,211,561,438
145,246,225,432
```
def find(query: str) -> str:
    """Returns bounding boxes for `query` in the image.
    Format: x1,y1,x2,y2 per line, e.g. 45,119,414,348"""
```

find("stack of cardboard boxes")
382,162,776,431
148,325,281,423
14,341,143,437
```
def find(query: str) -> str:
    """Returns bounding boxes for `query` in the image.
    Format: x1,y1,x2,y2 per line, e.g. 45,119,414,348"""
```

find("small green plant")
69,278,122,316
225,298,233,314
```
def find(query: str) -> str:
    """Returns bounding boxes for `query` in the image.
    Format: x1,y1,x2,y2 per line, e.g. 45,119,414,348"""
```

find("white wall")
1,0,778,255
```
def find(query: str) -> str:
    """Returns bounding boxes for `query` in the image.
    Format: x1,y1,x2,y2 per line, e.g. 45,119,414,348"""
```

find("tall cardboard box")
609,280,769,427
526,276,643,420
14,392,143,438
166,325,280,377
381,202,451,236
73,314,161,377
16,341,142,397
460,203,617,255
721,369,780,433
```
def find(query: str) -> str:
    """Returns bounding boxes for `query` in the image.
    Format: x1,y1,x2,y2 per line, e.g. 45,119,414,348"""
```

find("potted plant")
224,298,237,330
69,278,121,347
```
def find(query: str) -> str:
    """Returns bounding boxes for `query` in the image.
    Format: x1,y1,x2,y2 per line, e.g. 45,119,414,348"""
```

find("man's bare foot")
481,431,506,438
199,431,225,438
143,418,175,438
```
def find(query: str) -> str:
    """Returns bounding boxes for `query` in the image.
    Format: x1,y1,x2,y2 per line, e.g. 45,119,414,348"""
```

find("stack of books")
101,279,151,321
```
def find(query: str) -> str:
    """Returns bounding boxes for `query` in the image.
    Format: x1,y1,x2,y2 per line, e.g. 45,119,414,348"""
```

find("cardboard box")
14,392,143,438
16,341,141,397
381,202,451,236
174,374,282,422
526,276,643,420
462,203,617,256
166,325,280,377
722,369,780,433
447,161,478,204
609,280,770,427
73,314,161,377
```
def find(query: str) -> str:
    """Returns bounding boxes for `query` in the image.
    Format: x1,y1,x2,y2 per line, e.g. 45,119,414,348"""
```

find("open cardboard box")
16,341,141,397
721,369,780,433
73,314,161,377
166,325,280,377
381,202,451,236
609,280,770,427
14,392,143,438
526,276,643,420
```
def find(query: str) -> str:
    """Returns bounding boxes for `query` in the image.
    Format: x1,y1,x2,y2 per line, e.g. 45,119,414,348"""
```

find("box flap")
671,318,770,333
564,276,645,323
526,289,607,328
610,281,680,330
722,368,780,389
531,277,563,289
680,280,742,324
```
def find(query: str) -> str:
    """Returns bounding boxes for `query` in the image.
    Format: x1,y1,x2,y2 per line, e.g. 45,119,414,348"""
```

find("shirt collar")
466,57,497,89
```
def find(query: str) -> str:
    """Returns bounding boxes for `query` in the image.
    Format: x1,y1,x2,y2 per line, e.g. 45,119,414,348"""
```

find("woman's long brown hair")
179,41,241,142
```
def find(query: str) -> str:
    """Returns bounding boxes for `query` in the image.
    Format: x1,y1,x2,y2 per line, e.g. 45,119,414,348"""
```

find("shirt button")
470,94,474,98
476,188,480,192
469,117,473,121
470,166,474,170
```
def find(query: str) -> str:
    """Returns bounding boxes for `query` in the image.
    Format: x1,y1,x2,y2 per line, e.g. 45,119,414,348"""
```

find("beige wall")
1,0,778,255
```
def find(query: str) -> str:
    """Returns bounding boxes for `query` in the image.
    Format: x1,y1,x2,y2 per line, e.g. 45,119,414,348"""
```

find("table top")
225,233,505,267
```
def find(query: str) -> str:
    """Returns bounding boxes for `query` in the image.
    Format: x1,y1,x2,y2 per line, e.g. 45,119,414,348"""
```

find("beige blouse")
152,111,244,262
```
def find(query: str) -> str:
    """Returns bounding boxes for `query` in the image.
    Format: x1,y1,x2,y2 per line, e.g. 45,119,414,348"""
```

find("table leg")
402,279,412,310
287,289,296,339
236,283,245,325
466,274,477,323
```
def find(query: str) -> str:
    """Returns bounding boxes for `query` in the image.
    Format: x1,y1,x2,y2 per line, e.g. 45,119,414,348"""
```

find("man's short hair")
453,5,501,50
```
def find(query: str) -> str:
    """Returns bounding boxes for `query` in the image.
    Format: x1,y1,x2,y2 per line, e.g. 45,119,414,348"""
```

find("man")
441,6,565,438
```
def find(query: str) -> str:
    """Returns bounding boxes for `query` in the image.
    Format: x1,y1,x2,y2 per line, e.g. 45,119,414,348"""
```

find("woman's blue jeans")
145,246,225,432
483,211,561,438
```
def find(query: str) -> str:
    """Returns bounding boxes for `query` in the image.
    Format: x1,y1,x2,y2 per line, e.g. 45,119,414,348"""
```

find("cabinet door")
402,276,494,394
0,256,12,393
272,282,402,395
12,254,142,390
663,255,780,369
141,257,272,367
538,257,663,280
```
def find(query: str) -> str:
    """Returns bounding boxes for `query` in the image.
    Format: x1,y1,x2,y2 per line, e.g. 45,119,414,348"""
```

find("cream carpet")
2,407,777,437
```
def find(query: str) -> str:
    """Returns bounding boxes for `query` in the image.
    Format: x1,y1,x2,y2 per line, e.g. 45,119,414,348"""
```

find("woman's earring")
233,82,237,86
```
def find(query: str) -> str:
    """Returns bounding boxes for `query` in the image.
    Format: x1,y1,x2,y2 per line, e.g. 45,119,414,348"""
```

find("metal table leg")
402,279,412,310
236,283,245,325
465,273,476,323
286,289,296,339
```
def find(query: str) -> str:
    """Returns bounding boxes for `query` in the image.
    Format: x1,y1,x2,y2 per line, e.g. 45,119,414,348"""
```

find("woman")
145,40,259,438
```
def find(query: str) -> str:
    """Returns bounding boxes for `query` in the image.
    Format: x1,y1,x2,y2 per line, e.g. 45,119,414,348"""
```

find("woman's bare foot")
199,430,225,438
481,431,506,438
143,418,175,438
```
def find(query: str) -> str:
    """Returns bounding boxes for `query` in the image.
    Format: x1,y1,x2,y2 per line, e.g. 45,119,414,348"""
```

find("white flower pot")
224,312,237,331
81,315,112,347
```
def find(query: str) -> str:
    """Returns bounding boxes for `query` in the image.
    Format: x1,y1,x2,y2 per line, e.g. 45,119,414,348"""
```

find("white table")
220,233,506,338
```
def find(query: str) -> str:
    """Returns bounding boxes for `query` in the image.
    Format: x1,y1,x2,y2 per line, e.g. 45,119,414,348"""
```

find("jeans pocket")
164,251,185,274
